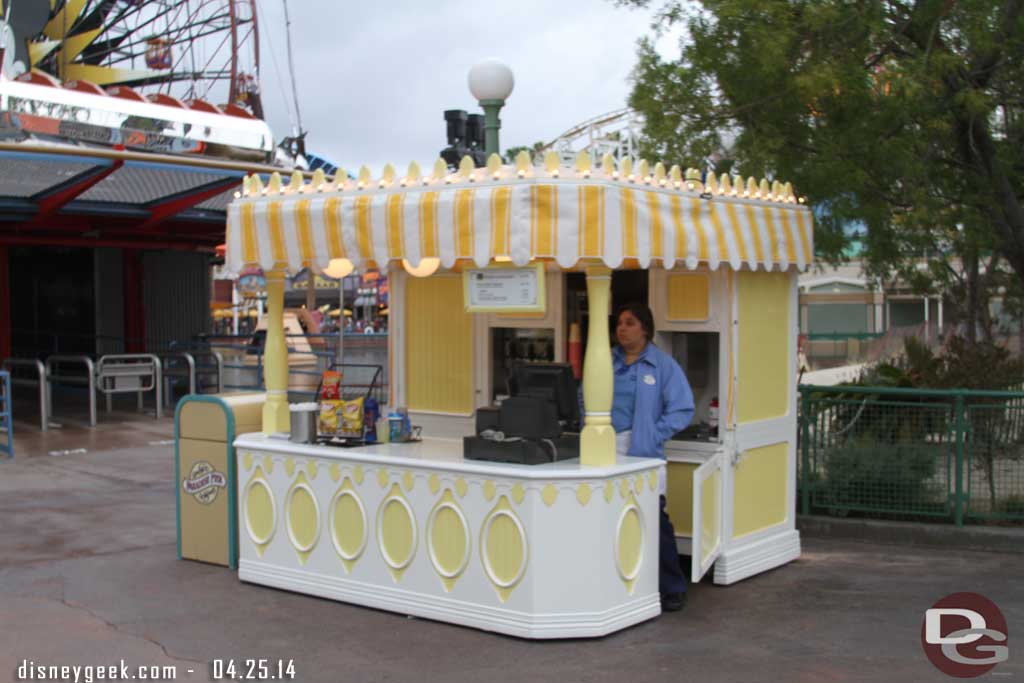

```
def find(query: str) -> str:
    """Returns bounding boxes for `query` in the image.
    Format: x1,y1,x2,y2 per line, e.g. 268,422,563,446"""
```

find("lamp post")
468,59,514,159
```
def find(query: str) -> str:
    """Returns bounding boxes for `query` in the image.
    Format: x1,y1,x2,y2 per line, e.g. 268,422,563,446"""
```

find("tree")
503,141,547,165
620,0,1024,341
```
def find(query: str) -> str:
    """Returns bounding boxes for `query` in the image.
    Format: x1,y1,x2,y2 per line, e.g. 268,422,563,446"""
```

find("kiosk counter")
234,434,661,639
218,153,814,638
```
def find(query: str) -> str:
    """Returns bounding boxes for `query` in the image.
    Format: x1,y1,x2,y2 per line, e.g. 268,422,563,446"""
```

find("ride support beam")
29,160,124,224
138,176,242,231
0,235,216,252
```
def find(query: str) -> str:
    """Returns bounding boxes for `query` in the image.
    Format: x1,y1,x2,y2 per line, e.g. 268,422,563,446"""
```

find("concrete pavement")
1,413,1020,682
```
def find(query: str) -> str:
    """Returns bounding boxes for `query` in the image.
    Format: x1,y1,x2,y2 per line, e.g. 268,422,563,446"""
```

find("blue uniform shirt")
609,343,695,460
612,358,638,432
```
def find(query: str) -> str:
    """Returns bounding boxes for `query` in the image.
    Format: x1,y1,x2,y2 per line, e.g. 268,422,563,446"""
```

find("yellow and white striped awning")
225,167,813,275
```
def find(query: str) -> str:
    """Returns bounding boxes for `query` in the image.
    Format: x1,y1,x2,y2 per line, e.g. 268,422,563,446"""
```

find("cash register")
464,362,581,465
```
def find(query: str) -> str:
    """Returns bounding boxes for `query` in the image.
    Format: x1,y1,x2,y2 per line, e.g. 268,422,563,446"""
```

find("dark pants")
659,495,688,595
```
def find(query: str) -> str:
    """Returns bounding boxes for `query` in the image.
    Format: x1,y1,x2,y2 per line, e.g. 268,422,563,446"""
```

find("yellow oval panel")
287,485,319,551
379,498,416,569
616,506,643,581
483,512,526,587
331,490,366,560
245,479,275,545
429,504,469,578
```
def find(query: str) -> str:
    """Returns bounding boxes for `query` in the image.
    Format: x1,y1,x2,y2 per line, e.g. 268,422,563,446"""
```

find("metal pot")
289,403,318,444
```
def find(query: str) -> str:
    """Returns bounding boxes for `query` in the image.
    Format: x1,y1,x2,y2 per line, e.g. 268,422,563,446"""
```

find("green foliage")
858,336,1024,390
996,495,1024,517
503,141,546,165
822,442,942,513
620,0,1024,329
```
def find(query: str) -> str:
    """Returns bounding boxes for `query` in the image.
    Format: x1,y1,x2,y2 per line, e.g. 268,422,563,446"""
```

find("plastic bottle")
363,397,379,443
708,396,719,437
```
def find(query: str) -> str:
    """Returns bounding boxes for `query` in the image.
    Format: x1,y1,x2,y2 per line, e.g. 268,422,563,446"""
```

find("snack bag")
339,397,365,437
319,400,341,434
320,370,342,400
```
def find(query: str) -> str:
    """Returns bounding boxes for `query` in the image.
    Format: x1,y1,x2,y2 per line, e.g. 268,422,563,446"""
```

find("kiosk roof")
225,154,813,276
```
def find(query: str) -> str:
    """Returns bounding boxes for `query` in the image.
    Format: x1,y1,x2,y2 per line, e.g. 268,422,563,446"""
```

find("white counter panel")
233,434,663,639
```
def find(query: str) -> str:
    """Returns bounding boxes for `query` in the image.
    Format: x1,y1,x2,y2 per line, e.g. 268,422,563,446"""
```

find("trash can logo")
921,592,1009,677
182,461,227,505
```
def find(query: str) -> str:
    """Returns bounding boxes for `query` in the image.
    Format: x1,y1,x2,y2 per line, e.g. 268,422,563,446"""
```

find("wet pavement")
1,409,1021,682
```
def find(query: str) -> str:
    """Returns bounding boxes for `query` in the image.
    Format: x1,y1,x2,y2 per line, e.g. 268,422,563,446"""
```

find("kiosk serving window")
650,268,730,445
665,331,720,442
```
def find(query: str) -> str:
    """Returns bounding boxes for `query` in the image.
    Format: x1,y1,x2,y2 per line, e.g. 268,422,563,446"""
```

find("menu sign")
463,263,546,313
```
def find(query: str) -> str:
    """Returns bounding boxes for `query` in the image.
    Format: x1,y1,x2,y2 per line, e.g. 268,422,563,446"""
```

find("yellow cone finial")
515,150,532,174
637,159,650,180
543,151,560,174
458,155,475,179
406,161,421,183
432,158,447,180
486,153,502,176
602,153,616,177
311,168,326,191
576,151,592,174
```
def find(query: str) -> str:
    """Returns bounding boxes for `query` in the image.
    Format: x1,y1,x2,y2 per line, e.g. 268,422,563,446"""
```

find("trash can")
175,393,265,568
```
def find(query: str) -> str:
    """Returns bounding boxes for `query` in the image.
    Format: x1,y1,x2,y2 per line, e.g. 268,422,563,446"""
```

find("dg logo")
921,592,1009,678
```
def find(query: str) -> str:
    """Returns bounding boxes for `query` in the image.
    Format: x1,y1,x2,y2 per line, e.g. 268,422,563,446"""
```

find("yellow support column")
262,270,290,434
581,265,616,465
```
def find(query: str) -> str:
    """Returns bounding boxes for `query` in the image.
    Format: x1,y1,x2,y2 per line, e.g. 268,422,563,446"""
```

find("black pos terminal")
463,362,582,465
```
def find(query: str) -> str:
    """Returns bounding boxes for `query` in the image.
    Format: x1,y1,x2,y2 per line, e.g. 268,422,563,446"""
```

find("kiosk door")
690,451,725,582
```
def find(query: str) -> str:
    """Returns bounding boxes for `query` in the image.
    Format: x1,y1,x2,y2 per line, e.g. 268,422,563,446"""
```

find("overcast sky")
252,0,681,174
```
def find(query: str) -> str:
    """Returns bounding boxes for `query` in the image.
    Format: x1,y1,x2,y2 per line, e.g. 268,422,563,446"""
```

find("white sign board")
463,264,546,313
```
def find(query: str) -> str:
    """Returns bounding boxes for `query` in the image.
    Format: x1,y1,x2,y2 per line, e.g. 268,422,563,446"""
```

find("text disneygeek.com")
17,660,180,682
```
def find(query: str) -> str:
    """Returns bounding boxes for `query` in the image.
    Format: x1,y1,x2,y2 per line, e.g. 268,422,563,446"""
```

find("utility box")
175,393,264,568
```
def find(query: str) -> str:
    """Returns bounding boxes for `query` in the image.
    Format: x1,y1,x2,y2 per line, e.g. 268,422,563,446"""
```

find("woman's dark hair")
615,302,655,340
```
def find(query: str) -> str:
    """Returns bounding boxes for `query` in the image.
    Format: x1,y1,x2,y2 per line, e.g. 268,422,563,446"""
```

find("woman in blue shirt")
612,302,695,612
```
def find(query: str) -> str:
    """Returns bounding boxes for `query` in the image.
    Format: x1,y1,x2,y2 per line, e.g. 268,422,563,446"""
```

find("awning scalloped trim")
225,168,813,276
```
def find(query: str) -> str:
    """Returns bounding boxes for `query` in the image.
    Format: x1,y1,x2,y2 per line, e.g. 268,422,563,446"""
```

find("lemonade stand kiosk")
221,151,812,638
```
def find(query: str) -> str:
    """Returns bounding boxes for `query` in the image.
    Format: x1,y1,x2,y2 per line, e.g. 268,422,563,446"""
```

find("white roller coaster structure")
538,108,645,165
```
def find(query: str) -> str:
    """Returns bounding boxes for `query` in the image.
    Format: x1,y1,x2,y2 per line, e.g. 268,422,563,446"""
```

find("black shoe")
661,592,686,612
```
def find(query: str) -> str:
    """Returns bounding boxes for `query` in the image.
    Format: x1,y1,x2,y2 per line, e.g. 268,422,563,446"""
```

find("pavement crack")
55,577,206,668
31,460,167,488
1,542,178,570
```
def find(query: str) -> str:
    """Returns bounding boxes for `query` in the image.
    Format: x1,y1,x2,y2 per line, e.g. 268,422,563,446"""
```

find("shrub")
822,442,944,514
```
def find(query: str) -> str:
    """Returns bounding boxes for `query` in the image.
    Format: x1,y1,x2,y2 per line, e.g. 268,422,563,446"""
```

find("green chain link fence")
798,385,1024,525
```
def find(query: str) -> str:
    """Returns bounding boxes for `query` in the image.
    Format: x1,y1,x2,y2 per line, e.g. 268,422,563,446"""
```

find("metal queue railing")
0,370,12,459
2,358,48,431
96,354,163,419
45,355,97,428
2,332,384,431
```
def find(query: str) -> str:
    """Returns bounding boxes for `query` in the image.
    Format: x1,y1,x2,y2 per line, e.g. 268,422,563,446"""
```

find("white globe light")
402,257,440,278
323,258,354,279
468,59,514,102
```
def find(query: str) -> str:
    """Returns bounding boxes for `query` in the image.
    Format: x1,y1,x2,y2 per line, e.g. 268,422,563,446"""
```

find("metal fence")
799,385,1024,525
0,370,12,459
